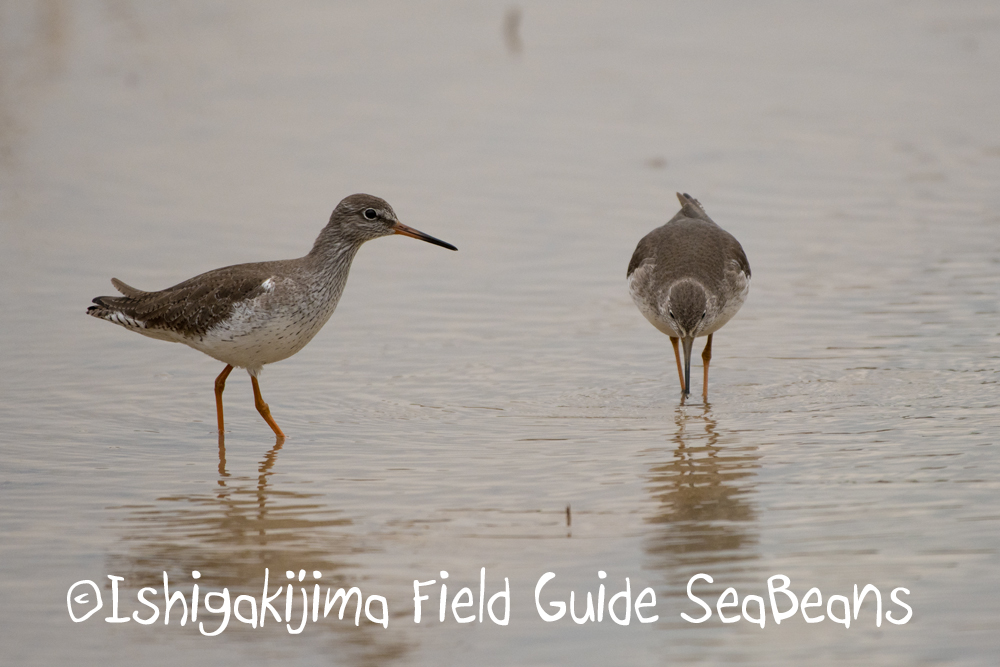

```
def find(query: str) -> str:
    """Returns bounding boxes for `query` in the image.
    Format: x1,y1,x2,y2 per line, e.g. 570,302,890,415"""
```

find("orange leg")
251,375,285,439
214,364,234,435
670,336,685,392
701,333,713,401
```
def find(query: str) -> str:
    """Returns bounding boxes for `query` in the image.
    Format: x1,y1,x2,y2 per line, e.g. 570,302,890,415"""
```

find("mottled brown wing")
627,232,658,278
727,236,751,279
92,262,277,337
629,198,714,279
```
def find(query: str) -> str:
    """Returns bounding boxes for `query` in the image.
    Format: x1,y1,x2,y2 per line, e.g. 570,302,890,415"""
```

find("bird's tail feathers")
111,278,147,297
88,294,132,319
676,192,710,220
89,278,149,322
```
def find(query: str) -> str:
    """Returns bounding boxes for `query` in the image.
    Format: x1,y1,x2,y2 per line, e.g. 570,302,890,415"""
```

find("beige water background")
1,1,999,665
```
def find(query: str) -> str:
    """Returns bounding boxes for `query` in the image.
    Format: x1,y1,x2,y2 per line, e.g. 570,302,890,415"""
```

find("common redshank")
628,193,750,400
88,194,456,438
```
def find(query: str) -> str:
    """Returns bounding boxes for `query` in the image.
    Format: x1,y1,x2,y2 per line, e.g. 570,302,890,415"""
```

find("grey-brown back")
628,195,750,289
88,259,300,338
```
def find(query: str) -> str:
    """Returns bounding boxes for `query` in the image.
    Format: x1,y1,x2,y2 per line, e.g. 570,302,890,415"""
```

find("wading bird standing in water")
88,194,457,440
628,193,750,401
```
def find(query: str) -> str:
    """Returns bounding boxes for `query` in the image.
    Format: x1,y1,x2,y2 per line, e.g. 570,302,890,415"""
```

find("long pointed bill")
681,336,694,396
393,222,457,251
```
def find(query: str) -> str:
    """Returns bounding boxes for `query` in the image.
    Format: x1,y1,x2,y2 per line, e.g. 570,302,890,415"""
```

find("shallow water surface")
1,2,999,665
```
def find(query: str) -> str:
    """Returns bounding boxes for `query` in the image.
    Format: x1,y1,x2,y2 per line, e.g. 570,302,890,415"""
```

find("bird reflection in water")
644,405,762,601
105,440,409,663
216,431,283,498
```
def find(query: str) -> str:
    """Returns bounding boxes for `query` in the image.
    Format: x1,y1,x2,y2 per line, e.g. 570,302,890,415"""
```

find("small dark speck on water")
504,6,522,55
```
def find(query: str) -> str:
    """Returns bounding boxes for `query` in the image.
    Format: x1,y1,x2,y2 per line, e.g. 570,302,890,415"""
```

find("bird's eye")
668,311,674,318
363,208,378,220
701,311,706,319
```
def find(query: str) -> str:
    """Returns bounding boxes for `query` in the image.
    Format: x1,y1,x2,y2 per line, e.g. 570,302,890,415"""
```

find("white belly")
183,283,340,375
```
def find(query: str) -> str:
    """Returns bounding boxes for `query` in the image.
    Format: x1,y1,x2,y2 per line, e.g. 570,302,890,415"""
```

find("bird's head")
665,280,713,338
324,194,456,250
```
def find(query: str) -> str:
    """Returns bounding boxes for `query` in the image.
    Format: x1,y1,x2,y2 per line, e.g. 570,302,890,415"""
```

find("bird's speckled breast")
184,270,347,375
628,257,750,339
628,260,680,336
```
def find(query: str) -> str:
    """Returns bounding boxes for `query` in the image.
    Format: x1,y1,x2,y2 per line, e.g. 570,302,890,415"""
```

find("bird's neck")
306,234,363,282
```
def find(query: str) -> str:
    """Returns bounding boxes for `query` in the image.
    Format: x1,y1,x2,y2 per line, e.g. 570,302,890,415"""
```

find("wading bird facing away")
628,193,750,400
88,194,457,439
